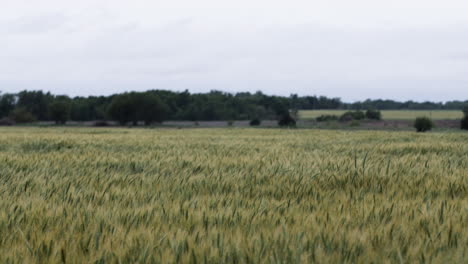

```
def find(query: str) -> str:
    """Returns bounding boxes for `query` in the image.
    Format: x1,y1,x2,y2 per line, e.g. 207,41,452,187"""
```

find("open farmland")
0,127,467,263
299,110,463,120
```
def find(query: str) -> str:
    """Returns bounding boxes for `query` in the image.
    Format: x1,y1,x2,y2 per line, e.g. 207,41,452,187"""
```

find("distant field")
0,127,467,263
299,110,463,120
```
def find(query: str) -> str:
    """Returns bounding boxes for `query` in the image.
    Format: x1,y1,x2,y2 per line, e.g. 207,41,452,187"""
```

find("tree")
49,100,71,124
461,116,468,130
107,94,137,125
365,109,382,120
0,94,15,118
16,90,52,120
316,115,338,122
461,105,468,130
463,105,468,116
137,93,168,125
414,117,434,132
10,107,36,123
107,92,167,126
340,111,365,122
278,114,296,127
249,118,261,126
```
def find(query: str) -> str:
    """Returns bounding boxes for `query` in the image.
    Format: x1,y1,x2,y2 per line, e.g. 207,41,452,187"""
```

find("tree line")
0,90,467,125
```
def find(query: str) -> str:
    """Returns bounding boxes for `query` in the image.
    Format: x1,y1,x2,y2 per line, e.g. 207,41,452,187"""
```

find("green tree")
107,92,167,126
414,117,434,132
365,109,382,120
461,105,468,130
278,114,296,127
10,107,36,123
49,99,71,124
107,94,136,125
0,94,15,118
137,93,168,125
16,90,52,120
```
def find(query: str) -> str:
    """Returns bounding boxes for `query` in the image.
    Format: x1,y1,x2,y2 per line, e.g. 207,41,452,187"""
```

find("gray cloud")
1,0,468,101
0,13,69,34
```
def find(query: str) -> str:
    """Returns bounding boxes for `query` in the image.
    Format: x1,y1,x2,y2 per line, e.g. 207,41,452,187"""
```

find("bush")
462,105,468,130
10,108,36,123
461,117,468,130
316,115,338,122
365,109,381,120
339,112,354,122
339,111,365,122
414,117,434,132
278,114,296,127
249,118,261,126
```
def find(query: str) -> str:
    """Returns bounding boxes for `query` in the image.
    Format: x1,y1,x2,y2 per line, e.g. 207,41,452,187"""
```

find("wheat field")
0,127,467,263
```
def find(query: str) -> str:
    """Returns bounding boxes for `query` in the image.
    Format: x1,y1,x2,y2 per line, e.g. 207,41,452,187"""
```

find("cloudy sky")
1,0,468,101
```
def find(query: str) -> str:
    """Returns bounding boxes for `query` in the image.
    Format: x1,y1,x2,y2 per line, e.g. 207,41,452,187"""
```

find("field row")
299,110,463,120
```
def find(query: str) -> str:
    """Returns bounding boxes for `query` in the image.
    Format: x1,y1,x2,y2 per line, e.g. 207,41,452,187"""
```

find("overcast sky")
1,0,468,102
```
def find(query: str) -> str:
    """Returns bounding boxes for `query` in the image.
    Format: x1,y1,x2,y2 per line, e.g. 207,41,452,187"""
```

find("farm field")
299,110,463,120
0,127,467,263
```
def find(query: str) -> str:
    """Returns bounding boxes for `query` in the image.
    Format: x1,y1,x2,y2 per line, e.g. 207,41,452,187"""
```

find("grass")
299,110,463,120
0,127,467,263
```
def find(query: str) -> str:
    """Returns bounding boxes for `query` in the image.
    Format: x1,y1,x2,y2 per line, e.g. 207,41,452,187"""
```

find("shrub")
10,108,36,123
339,112,354,122
352,111,366,120
249,118,261,126
461,117,468,130
278,114,296,127
462,105,468,130
316,115,338,122
365,109,382,120
339,111,365,122
414,117,434,132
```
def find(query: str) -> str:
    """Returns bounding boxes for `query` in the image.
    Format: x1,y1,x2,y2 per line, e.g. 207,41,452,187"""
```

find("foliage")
0,128,466,263
9,107,36,123
0,94,15,118
349,98,468,110
339,111,365,122
49,99,71,124
1,90,467,123
16,90,53,120
316,115,338,122
249,118,261,126
365,109,382,120
414,117,434,132
461,117,468,130
461,105,468,130
300,110,464,121
278,114,296,127
107,92,168,125
461,105,468,116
